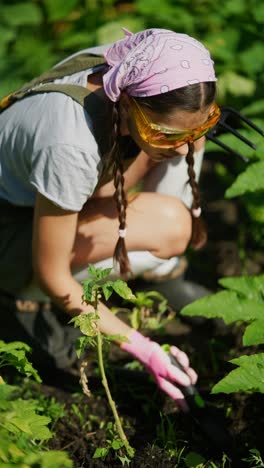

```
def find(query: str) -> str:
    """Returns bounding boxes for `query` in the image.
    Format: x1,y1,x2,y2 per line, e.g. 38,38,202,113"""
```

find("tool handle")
169,353,198,398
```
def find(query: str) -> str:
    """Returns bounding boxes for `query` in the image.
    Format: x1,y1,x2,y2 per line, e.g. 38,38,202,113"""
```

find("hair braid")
110,103,131,276
186,142,207,249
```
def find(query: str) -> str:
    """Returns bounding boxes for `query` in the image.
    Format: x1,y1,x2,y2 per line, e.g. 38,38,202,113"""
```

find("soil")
7,156,264,467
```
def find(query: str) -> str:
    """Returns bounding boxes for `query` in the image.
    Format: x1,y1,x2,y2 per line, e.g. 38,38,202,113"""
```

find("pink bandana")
103,28,217,102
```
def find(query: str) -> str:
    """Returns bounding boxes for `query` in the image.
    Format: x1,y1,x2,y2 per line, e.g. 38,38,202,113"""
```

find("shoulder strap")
0,53,106,112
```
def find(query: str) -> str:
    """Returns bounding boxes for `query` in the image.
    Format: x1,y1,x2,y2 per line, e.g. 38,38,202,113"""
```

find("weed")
112,290,175,332
243,449,264,468
70,265,135,461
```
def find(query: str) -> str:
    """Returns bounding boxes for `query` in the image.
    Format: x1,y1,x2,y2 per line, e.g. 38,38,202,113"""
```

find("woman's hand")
121,329,197,411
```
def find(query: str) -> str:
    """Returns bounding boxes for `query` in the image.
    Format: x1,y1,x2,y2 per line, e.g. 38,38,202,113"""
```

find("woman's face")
119,95,213,162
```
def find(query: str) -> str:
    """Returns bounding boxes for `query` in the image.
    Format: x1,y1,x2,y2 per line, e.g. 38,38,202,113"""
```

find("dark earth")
8,153,264,467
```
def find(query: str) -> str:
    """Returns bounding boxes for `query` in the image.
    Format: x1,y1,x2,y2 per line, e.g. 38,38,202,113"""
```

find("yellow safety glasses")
130,97,221,149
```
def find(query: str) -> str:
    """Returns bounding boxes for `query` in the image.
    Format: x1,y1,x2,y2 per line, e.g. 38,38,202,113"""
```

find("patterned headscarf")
103,28,217,102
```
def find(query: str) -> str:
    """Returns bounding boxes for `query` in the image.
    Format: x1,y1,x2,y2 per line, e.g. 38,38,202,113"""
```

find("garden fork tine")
206,107,264,162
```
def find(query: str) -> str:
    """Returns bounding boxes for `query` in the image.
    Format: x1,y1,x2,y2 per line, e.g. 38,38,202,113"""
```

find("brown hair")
108,81,216,275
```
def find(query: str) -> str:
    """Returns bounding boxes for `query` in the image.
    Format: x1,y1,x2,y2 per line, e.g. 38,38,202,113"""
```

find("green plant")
243,448,264,468
0,340,72,467
156,412,186,461
112,290,175,332
70,265,135,461
181,274,264,395
93,421,132,466
0,340,41,384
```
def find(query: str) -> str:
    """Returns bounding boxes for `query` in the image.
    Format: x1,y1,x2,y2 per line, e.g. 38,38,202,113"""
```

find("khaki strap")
0,54,106,112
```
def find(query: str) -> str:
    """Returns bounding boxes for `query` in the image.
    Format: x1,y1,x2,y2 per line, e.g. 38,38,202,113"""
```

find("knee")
154,197,192,258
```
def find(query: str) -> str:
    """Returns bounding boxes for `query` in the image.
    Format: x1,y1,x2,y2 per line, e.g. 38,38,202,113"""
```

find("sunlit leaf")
102,283,114,301
218,275,264,302
225,161,264,197
212,354,264,394
93,446,109,459
112,280,136,300
181,290,264,324
243,320,264,346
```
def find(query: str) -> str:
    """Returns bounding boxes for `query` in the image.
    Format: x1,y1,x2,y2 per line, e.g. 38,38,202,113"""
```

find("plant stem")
95,291,134,457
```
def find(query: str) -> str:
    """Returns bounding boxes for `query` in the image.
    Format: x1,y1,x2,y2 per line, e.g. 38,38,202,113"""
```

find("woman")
0,28,220,410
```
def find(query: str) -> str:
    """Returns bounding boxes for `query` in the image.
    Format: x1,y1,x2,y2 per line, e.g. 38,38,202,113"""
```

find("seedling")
112,290,175,332
70,265,135,460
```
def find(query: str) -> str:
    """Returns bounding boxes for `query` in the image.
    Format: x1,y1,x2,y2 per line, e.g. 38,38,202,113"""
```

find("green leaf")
212,353,264,394
3,399,52,441
0,341,41,382
1,3,42,26
93,446,109,459
86,265,112,281
181,290,264,324
70,313,97,337
87,264,98,277
184,451,206,467
27,451,73,468
82,279,95,302
112,280,136,300
104,334,128,343
225,161,264,197
43,0,79,22
243,192,264,223
102,282,114,301
74,336,92,357
218,275,264,302
130,308,140,329
97,267,113,280
111,439,124,450
0,384,18,405
243,320,264,346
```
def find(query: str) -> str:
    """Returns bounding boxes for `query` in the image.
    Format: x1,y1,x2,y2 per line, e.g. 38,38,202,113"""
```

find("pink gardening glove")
121,330,198,412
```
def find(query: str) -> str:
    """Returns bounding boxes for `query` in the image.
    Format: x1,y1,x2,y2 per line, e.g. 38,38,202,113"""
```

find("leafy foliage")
113,290,175,331
0,341,72,467
0,0,263,108
212,354,264,394
0,340,41,382
181,274,264,394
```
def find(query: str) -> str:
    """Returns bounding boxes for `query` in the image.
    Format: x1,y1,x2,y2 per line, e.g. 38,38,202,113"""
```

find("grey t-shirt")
0,43,203,211
0,47,108,211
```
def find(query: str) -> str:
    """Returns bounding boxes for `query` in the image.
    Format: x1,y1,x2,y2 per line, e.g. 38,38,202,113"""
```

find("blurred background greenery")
0,0,263,262
0,0,263,111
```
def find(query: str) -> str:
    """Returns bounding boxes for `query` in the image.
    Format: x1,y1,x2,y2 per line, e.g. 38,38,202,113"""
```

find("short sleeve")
30,144,100,211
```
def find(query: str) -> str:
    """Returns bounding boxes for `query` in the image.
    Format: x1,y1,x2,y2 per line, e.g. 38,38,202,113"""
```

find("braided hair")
108,81,216,274
107,102,130,275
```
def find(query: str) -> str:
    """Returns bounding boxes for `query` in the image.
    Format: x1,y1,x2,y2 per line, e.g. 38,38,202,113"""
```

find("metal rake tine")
219,121,257,149
222,107,264,136
206,134,249,162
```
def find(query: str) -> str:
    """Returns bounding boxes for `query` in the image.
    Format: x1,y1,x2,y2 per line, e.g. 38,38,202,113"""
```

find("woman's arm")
93,150,155,198
32,193,131,339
